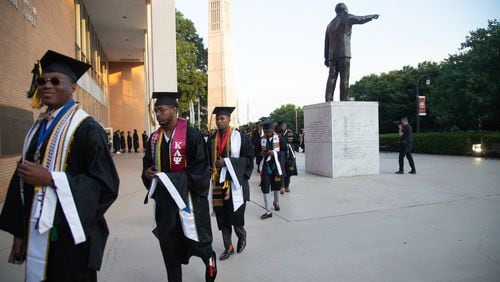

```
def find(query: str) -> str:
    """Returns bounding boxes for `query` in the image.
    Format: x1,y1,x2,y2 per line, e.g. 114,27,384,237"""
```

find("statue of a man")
324,3,379,102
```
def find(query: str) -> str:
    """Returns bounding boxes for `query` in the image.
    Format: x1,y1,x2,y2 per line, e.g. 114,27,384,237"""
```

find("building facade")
0,0,177,201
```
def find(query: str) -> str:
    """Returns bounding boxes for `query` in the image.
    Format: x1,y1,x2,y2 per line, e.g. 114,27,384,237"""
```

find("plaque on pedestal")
304,102,379,178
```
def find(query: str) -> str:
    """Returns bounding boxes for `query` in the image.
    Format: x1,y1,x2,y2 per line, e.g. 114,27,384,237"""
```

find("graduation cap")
277,120,286,125
261,118,274,130
153,92,181,106
212,106,235,117
27,50,90,108
40,50,91,82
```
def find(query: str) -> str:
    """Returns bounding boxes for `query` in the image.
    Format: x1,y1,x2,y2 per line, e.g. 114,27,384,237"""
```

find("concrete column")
208,0,238,128
145,0,177,132
149,0,177,93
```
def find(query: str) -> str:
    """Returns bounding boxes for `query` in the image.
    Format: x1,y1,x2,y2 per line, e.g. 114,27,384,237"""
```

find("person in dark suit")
396,117,416,174
324,3,379,101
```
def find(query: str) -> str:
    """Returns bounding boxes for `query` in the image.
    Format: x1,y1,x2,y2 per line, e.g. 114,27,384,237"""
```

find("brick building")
0,0,177,201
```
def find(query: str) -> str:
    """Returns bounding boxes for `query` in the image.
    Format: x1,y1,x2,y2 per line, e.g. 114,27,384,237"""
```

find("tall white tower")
207,0,238,128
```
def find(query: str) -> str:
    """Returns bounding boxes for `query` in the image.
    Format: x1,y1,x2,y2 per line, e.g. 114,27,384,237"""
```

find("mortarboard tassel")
27,61,43,109
149,100,156,127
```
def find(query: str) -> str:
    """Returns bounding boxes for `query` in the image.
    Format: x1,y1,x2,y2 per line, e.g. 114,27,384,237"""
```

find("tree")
269,104,304,132
175,11,208,129
350,63,439,133
431,19,500,130
351,20,500,132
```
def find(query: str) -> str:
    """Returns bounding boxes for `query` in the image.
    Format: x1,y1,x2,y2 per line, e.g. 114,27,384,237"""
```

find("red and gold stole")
211,127,232,207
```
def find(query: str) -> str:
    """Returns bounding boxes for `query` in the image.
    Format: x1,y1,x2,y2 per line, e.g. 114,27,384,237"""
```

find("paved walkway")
1,152,500,281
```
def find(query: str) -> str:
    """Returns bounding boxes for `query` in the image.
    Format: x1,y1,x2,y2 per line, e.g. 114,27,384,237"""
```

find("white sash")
26,106,88,282
218,130,244,211
21,122,42,205
259,135,282,176
149,172,199,242
287,143,296,159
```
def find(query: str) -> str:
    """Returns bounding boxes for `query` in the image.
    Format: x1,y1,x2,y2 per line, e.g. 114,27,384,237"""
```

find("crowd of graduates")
0,49,311,282
112,129,148,153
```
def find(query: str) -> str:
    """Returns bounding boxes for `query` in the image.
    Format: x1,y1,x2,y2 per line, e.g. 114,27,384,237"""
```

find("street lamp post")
415,74,430,133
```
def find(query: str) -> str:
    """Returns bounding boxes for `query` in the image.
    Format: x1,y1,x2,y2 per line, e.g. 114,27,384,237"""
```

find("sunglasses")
36,77,63,86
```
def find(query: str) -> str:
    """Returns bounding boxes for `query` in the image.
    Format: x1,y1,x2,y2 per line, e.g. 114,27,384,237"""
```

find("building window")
210,0,220,31
73,0,109,126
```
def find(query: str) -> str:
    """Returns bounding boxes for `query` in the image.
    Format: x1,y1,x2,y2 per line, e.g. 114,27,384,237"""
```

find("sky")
175,0,500,124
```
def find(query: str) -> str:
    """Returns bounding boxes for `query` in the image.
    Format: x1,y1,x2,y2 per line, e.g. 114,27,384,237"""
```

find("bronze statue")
324,3,379,102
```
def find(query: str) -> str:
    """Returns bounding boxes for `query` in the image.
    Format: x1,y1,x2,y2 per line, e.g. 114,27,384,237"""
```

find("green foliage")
269,104,304,131
379,131,500,155
176,11,208,129
239,104,304,132
351,20,500,132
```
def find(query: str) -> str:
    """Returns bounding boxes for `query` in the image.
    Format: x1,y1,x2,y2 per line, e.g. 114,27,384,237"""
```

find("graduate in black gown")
142,130,148,152
142,92,217,282
133,129,140,153
207,107,254,260
0,50,119,281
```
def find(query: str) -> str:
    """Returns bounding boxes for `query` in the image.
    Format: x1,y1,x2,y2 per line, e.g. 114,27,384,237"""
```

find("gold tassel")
29,61,43,109
149,101,156,127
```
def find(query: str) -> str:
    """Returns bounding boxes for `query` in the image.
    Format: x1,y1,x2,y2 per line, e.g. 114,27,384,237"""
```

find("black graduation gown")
142,133,148,149
0,117,119,271
120,135,126,149
142,126,213,263
133,132,139,150
127,134,132,151
208,130,254,229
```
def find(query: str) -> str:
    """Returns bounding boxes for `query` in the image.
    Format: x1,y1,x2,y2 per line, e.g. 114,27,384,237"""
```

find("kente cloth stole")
22,104,88,282
211,127,232,207
259,134,281,175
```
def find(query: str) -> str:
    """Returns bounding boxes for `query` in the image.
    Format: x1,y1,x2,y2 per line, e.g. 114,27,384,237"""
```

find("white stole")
148,173,199,242
218,130,244,211
259,134,282,176
25,106,88,282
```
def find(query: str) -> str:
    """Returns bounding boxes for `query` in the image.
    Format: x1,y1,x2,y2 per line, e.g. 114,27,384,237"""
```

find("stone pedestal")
304,102,379,178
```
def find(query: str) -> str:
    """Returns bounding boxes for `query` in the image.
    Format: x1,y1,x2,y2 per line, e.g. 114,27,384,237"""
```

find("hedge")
379,131,500,155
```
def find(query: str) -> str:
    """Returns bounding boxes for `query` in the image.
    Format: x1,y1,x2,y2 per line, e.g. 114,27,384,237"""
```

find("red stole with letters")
151,118,188,172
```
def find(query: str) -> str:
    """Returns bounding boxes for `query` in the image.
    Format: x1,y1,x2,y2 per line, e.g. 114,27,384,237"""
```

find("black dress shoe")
273,202,280,211
395,170,404,174
205,251,217,282
260,212,272,219
237,237,246,253
409,170,416,174
219,245,234,260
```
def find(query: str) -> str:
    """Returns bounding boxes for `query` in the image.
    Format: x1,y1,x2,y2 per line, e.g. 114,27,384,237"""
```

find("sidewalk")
1,152,499,281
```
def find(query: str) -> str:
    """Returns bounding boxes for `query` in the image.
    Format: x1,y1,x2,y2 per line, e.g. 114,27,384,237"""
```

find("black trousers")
46,226,96,282
325,58,351,101
221,225,246,250
399,144,416,171
159,222,212,282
